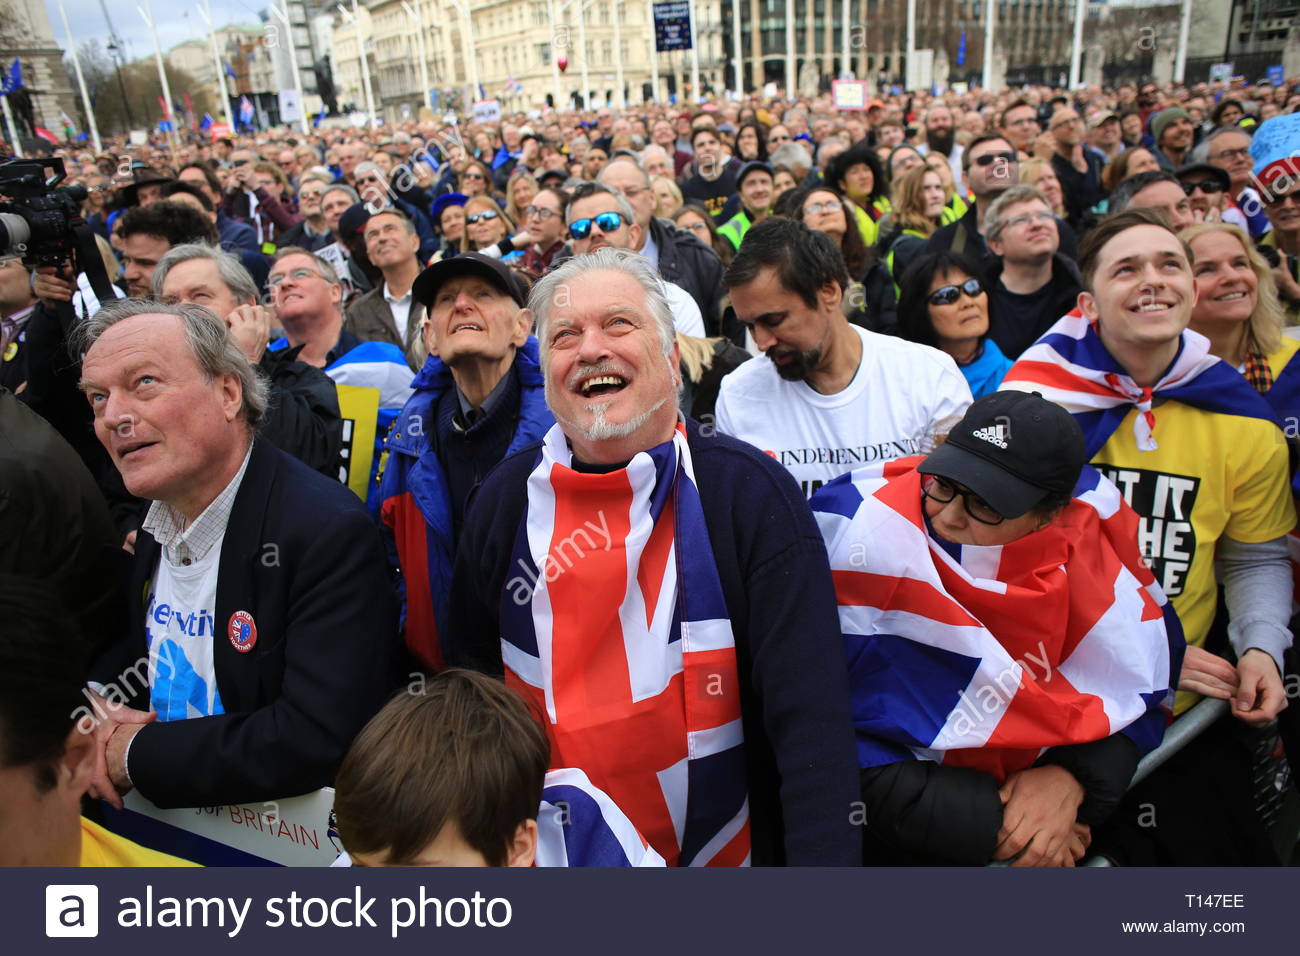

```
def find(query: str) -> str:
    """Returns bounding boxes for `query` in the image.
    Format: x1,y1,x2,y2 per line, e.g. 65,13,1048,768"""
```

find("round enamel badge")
228,610,257,653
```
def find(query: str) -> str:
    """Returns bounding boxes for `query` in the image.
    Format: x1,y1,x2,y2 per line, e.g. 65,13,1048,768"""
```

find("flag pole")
139,0,178,151
198,0,236,130
58,0,102,152
1,92,23,157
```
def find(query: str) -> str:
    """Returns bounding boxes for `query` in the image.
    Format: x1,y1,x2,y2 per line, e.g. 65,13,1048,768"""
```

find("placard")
99,788,340,867
277,89,302,123
473,99,502,124
1209,62,1234,84
653,1,693,52
831,79,868,111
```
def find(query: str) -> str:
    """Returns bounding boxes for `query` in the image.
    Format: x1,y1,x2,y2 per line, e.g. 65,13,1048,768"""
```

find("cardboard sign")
832,80,868,111
101,788,340,867
278,89,302,124
473,99,502,124
653,1,692,52
208,122,233,141
1209,63,1234,84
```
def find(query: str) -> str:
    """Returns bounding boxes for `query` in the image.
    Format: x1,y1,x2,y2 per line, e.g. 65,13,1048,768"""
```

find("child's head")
333,669,550,866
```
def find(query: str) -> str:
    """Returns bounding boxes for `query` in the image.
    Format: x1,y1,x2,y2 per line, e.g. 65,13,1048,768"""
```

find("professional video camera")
0,157,88,267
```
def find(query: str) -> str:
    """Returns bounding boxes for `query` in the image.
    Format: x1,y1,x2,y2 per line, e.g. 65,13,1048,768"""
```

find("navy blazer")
93,438,401,808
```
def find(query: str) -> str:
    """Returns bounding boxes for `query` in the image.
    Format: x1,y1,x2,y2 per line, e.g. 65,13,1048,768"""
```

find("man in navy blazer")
77,298,399,810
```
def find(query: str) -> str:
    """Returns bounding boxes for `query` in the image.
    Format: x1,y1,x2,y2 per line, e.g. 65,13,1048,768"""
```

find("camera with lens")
0,157,88,267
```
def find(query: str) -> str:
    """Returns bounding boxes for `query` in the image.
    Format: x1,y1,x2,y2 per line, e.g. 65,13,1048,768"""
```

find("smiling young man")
1001,208,1295,863
379,253,553,672
718,161,775,252
447,247,860,866
717,217,972,497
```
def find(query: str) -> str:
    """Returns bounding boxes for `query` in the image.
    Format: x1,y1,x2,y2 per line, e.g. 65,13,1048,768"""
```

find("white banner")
278,89,303,123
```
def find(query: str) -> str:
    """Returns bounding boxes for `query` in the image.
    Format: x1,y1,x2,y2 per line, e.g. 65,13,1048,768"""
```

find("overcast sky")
43,0,273,60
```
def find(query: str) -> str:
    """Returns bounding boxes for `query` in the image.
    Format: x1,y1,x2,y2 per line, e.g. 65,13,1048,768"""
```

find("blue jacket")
379,337,553,670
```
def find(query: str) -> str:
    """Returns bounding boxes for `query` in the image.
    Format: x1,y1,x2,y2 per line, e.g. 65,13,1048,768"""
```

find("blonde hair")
460,196,514,254
676,332,716,384
651,175,683,217
1018,159,1066,217
1183,222,1286,355
889,165,943,238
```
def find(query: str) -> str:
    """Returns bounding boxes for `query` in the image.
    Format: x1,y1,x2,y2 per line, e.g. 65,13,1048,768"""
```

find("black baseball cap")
735,160,774,190
917,391,1085,519
411,251,529,309
337,202,372,240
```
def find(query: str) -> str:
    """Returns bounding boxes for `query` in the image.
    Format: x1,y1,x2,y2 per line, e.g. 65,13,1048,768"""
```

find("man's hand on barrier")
84,690,155,810
994,765,1085,867
1233,649,1288,725
33,264,74,306
1178,644,1239,700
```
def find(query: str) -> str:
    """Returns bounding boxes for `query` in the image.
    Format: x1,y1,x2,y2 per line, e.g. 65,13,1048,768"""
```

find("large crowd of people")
2,72,1300,867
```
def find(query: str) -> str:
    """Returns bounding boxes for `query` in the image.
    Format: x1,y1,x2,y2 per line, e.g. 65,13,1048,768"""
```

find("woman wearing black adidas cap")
811,391,1182,866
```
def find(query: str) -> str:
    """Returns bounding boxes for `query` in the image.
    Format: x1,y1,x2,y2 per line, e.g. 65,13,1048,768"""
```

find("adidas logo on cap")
971,424,1008,449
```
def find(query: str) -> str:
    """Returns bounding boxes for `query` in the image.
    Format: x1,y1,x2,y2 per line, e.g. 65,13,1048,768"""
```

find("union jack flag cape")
1000,310,1280,458
501,422,750,866
812,458,1183,782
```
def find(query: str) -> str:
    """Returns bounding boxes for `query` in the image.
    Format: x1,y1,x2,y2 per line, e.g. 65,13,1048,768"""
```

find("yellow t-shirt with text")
79,817,198,867
1092,402,1294,699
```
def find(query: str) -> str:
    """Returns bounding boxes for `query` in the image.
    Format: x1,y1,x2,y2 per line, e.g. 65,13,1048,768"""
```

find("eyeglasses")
1001,210,1055,230
973,151,1018,168
465,210,501,224
568,211,624,240
1209,147,1251,162
927,277,983,306
268,266,322,287
923,475,1005,526
462,172,486,181
1050,116,1082,130
804,201,842,216
769,134,791,143
1181,179,1225,195
678,220,708,233
524,205,560,219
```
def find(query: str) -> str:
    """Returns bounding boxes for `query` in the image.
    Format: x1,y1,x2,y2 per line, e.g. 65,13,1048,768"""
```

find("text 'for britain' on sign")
653,1,693,52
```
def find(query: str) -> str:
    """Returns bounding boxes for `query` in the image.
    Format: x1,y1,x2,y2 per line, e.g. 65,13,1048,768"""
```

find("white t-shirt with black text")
714,324,973,497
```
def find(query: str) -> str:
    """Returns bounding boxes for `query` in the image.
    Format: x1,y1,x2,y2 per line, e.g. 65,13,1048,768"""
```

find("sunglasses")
462,172,486,181
465,210,501,224
972,151,1018,167
923,476,1005,525
927,277,983,306
568,211,624,240
1181,179,1224,195
1265,191,1300,207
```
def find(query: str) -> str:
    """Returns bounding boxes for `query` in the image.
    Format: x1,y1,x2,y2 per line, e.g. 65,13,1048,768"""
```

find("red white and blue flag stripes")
536,768,666,867
812,458,1182,782
1000,309,1280,458
501,422,750,867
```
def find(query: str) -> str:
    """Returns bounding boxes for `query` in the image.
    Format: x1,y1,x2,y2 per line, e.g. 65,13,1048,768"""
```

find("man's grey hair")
529,247,676,371
72,298,269,430
1190,125,1253,164
640,144,671,164
354,161,386,181
985,185,1052,241
564,181,638,225
272,246,342,287
769,141,813,179
322,183,360,204
151,243,259,305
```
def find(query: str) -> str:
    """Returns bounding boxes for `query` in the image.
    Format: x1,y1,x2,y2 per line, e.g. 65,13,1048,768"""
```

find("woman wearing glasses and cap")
897,250,1012,398
811,391,1182,866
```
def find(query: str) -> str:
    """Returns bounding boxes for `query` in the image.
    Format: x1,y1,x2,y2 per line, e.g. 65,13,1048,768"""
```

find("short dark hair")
724,216,849,307
365,207,416,235
0,577,89,792
117,200,217,247
333,670,549,866
1106,169,1182,215
1077,207,1193,292
896,249,989,349
962,133,1016,171
999,99,1036,129
178,161,221,196
162,180,214,212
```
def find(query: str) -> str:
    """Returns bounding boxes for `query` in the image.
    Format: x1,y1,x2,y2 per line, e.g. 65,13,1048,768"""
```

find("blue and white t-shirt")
145,547,224,720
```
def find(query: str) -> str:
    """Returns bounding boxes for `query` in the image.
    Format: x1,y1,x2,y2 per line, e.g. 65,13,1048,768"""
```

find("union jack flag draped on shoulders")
812,457,1183,782
1000,309,1279,457
501,422,750,866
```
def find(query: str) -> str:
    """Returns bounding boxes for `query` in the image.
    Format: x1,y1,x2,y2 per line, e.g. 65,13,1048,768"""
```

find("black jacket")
448,419,862,865
258,345,345,476
983,253,1084,359
646,216,726,337
925,203,1079,272
91,439,401,808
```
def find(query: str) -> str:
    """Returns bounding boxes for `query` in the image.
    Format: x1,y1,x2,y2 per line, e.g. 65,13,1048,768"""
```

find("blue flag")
199,112,213,131
313,104,327,128
0,59,22,96
223,62,237,80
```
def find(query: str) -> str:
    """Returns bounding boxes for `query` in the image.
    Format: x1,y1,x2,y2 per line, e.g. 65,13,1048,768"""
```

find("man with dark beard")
916,103,963,185
715,218,972,498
